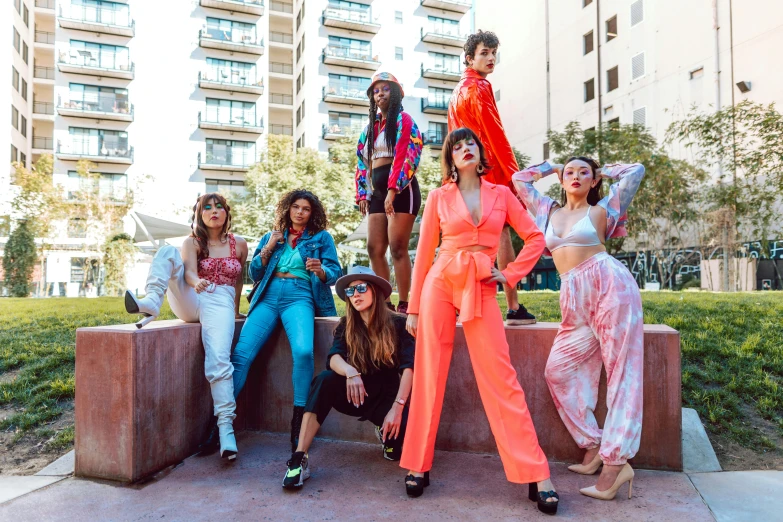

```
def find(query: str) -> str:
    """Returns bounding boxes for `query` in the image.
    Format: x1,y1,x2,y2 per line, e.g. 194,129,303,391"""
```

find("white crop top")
362,128,394,162
545,206,602,252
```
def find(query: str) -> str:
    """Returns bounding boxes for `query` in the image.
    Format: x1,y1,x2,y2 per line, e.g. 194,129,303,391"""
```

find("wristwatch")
395,397,406,406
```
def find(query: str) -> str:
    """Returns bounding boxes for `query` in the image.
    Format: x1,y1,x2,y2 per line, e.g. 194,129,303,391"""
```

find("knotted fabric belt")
439,249,494,323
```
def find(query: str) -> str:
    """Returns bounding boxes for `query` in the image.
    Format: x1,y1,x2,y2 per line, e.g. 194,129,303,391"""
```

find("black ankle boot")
197,417,219,456
290,406,305,453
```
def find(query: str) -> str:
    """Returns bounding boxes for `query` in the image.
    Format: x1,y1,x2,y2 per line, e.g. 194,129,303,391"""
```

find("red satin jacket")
448,68,519,194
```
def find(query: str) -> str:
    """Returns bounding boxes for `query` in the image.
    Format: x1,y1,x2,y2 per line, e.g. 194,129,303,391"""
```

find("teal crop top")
276,243,310,280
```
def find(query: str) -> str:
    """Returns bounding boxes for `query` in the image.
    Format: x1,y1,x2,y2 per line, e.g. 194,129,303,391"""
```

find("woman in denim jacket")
211,189,341,454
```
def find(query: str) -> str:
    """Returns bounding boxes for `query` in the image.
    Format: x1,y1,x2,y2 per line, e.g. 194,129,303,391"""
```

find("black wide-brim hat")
335,265,393,301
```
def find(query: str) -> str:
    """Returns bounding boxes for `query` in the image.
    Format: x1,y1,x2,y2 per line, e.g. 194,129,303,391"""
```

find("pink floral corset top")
198,234,242,286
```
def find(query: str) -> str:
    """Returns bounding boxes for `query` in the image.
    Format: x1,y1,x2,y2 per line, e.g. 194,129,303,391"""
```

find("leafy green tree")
547,122,707,286
512,147,531,171
102,233,136,296
2,220,37,297
666,101,783,289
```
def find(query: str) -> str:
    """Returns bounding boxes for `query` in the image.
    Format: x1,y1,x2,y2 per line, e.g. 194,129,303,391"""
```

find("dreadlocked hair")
366,82,404,164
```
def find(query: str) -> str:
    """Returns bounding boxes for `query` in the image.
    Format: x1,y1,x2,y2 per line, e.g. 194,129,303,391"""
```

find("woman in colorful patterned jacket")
512,159,645,501
355,72,423,315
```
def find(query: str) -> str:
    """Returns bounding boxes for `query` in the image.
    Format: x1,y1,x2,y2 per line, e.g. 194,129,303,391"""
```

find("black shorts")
369,163,422,215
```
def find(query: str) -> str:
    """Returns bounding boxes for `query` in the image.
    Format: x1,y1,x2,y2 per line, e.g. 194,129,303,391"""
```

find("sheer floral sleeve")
596,163,645,239
511,161,559,235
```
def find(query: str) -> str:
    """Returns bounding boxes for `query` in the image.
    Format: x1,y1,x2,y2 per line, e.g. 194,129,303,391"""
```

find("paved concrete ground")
1,432,715,521
690,471,783,522
682,408,722,473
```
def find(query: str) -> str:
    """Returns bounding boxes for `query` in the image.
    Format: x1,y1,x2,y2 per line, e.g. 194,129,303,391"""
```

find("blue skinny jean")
231,276,315,407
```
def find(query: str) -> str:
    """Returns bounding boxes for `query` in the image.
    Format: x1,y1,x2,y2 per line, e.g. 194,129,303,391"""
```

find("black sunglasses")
345,283,369,297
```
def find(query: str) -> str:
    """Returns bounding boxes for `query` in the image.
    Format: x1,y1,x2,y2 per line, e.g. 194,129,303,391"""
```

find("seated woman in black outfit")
283,266,415,490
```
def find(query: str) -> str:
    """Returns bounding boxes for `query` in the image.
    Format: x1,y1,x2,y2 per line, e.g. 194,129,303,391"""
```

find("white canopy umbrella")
130,211,192,251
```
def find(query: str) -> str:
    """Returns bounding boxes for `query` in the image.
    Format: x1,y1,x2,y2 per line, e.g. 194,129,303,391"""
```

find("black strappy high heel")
529,482,559,515
405,471,430,498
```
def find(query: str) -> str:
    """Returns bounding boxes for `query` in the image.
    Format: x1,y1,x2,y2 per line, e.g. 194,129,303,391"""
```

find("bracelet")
346,373,361,379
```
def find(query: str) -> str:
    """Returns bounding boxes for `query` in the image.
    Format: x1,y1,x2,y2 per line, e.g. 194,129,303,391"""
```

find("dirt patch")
0,369,20,385
0,406,74,476
709,404,783,471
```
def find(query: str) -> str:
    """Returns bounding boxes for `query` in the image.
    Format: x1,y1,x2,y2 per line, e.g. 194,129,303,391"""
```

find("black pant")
305,369,409,452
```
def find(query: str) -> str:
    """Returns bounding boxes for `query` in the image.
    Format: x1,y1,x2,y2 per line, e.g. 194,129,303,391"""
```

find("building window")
630,0,644,26
69,219,88,239
495,90,500,101
205,58,257,86
21,79,27,100
631,52,645,80
205,98,256,125
583,0,592,6
608,117,620,127
607,66,619,92
13,29,21,53
690,67,704,80
20,116,27,137
11,105,19,129
543,142,550,160
327,112,365,135
301,99,305,119
67,171,128,201
23,3,29,26
583,31,594,55
428,51,461,74
301,66,305,86
205,178,246,198
395,11,402,23
606,16,617,41
12,67,20,91
14,0,21,13
427,122,447,145
427,15,460,36
205,139,256,167
69,40,132,71
20,152,26,167
205,17,258,44
395,47,403,60
11,144,18,163
296,73,301,93
584,78,595,102
633,107,647,127
23,42,29,64
297,133,306,148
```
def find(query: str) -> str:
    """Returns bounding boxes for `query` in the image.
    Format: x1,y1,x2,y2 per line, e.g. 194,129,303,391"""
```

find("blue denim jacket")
248,228,341,317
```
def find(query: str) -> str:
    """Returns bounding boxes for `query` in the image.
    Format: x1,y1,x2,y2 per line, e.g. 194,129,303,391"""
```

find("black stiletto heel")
528,483,559,515
405,471,430,498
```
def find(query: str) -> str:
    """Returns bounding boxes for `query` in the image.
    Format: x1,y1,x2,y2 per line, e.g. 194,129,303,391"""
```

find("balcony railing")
423,129,446,146
322,81,370,105
58,138,134,162
58,93,134,120
34,31,55,45
322,123,363,140
270,31,293,44
269,124,293,135
420,25,466,47
199,151,255,169
34,66,55,80
322,44,379,70
322,6,380,33
33,101,55,115
33,136,54,150
199,0,265,16
58,4,135,36
199,29,264,55
420,61,462,81
35,0,55,9
421,97,449,114
270,1,293,13
420,0,472,14
199,111,263,133
58,49,134,79
269,61,293,75
270,93,294,105
199,70,264,95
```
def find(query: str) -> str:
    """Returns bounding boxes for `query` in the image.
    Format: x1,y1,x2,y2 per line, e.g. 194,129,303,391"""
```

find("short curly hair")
463,30,500,67
273,189,328,234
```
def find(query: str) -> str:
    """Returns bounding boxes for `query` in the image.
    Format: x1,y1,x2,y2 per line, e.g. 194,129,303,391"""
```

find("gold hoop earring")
451,165,458,183
477,163,485,174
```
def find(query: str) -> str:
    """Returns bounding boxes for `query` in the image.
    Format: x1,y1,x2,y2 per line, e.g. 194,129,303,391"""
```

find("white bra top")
545,206,602,252
362,128,394,162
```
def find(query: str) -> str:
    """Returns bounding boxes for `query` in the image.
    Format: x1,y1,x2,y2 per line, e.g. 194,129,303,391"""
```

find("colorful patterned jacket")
355,111,423,202
512,161,645,254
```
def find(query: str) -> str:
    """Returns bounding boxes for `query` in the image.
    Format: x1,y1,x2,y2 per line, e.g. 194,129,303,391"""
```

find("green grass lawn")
1,292,781,457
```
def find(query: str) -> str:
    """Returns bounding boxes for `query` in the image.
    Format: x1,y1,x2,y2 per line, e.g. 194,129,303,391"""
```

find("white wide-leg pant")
148,245,237,426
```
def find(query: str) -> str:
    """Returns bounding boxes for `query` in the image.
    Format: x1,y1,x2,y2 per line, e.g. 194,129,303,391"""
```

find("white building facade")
474,0,783,166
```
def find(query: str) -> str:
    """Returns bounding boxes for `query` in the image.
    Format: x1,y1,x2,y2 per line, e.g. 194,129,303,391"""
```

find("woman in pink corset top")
125,193,248,461
512,157,645,501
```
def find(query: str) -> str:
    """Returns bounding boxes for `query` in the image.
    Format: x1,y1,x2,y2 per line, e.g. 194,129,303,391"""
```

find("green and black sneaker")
282,451,310,490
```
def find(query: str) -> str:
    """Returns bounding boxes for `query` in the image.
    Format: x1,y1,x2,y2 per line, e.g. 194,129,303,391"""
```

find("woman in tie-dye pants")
512,158,645,501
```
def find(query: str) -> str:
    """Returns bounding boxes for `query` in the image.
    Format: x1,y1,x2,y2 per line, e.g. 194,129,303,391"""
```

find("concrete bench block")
75,318,680,482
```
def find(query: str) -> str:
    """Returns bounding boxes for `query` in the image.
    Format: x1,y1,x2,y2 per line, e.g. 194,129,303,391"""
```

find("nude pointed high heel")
579,463,634,500
568,452,603,475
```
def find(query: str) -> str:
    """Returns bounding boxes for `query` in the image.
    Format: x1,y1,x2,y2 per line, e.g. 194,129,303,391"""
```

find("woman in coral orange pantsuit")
400,128,559,515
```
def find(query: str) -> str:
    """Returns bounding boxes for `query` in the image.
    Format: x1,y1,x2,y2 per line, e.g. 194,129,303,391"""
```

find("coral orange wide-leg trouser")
400,256,551,484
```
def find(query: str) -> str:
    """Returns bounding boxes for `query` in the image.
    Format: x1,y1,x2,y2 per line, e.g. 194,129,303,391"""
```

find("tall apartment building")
3,0,475,296
474,0,783,166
